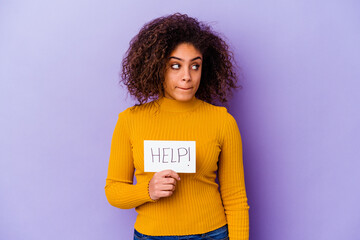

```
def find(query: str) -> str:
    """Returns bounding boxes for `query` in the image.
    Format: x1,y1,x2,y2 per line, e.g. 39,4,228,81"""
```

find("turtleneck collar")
156,96,201,112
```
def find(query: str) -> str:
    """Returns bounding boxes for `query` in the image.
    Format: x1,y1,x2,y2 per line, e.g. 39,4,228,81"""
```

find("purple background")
1,1,359,239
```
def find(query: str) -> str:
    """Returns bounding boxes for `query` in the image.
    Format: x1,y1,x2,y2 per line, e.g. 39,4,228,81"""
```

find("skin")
163,43,203,102
149,43,202,200
148,170,180,200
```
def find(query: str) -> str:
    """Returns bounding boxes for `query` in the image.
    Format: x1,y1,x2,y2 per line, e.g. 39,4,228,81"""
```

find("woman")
105,13,250,240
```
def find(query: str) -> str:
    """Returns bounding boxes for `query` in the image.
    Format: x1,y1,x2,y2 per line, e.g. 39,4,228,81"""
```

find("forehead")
169,43,202,60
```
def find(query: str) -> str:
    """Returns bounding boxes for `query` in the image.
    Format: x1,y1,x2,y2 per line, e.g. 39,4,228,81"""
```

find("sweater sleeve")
218,113,250,240
105,111,155,209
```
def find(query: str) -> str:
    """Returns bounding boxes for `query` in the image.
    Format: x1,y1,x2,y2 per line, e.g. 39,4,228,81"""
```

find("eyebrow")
168,56,202,61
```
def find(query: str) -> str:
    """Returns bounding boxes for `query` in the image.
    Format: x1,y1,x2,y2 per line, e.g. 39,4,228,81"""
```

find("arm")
105,111,155,209
218,113,250,240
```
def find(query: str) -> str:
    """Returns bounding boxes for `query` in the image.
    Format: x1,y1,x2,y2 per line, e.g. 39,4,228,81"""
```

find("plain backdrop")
1,0,359,239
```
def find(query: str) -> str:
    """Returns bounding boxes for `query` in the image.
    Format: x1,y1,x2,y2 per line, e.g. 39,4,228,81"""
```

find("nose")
182,68,191,82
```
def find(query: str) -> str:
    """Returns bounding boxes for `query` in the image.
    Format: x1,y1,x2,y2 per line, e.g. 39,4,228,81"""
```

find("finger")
158,184,175,191
155,177,177,188
158,190,174,198
159,169,180,181
158,177,176,185
164,177,176,185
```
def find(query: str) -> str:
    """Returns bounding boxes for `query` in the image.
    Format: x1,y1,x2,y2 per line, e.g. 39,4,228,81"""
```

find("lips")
177,87,193,90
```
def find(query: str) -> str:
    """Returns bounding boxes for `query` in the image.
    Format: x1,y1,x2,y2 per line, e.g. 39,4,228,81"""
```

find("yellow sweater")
105,97,250,239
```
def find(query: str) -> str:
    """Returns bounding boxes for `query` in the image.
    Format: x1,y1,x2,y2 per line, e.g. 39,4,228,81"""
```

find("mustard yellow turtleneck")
105,97,250,239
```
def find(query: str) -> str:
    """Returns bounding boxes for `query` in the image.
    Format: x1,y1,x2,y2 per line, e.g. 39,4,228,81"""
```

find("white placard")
144,140,196,173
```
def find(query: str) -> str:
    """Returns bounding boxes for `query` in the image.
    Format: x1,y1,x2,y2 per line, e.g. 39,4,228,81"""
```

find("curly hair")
121,13,239,105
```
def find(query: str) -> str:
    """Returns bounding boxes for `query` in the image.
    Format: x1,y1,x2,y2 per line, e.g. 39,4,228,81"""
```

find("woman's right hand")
148,170,180,201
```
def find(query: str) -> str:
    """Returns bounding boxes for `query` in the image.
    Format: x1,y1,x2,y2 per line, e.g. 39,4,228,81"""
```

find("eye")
171,63,180,70
191,64,200,70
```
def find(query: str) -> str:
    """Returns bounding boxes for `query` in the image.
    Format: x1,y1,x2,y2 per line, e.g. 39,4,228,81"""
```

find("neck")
157,96,200,112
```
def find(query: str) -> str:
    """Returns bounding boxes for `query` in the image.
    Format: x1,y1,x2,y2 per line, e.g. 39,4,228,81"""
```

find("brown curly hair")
121,13,239,105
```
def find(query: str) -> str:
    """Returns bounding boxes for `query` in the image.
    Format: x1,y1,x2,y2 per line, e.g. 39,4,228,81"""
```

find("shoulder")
199,100,239,126
197,101,240,143
118,100,158,119
197,100,234,120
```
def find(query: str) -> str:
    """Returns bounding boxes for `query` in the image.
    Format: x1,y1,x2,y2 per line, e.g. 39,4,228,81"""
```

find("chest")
129,116,222,174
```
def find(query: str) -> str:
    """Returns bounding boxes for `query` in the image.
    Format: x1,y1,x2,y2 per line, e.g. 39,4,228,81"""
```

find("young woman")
105,13,250,240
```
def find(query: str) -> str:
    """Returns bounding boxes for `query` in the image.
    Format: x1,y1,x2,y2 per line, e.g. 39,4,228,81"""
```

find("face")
163,43,202,102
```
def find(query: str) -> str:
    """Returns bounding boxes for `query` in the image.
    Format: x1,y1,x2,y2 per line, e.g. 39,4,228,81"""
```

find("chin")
174,94,194,102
